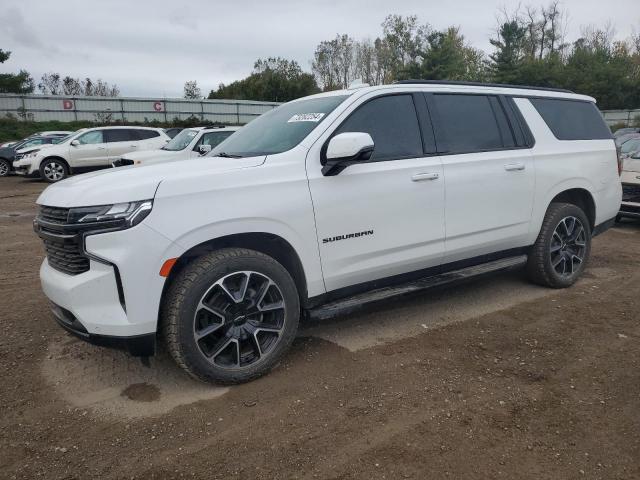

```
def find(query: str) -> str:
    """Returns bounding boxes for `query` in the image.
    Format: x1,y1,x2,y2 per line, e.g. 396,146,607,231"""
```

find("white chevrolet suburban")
33,81,622,384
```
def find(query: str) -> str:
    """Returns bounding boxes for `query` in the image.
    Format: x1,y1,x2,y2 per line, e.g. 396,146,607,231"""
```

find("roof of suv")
302,80,595,104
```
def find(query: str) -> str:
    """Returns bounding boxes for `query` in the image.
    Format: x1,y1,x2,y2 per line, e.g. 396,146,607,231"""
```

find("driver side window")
334,94,423,162
77,131,104,145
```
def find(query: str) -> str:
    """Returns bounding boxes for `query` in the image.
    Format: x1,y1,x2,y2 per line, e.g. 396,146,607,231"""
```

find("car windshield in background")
211,95,350,158
621,138,640,154
164,129,198,151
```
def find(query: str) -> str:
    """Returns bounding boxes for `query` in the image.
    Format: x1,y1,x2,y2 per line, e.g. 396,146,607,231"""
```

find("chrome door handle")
411,172,440,182
504,163,525,171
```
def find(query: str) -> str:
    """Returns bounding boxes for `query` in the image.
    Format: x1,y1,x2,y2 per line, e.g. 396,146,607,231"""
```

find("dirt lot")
1,176,639,479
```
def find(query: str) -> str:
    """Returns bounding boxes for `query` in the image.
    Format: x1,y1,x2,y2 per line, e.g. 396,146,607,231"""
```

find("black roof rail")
393,79,574,94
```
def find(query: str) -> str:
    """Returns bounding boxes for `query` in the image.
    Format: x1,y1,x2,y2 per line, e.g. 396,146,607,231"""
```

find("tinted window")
136,129,160,140
77,130,104,144
197,131,234,149
105,129,136,143
335,94,423,161
433,94,505,153
529,98,611,140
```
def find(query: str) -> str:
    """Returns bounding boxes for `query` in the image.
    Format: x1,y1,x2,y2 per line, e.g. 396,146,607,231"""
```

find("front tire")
162,248,300,384
527,202,591,288
0,158,10,177
39,158,68,183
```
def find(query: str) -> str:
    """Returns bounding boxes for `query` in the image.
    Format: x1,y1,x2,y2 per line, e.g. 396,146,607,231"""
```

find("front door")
306,93,446,293
68,130,109,168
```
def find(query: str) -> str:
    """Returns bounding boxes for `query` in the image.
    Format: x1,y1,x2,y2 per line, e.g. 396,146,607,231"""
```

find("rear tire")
39,158,68,183
526,202,591,288
162,248,300,384
0,158,10,177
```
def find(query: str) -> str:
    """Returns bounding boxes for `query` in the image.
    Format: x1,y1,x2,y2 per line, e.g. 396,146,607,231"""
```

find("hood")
624,157,640,173
17,143,56,154
37,155,266,207
0,146,16,157
119,148,181,162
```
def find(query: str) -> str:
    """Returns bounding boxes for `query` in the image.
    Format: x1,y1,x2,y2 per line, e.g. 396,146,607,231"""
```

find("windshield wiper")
215,152,243,158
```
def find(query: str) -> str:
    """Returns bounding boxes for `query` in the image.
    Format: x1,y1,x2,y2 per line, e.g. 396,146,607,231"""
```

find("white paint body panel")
35,84,621,338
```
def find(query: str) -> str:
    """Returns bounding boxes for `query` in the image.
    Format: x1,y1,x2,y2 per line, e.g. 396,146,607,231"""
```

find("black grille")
622,184,640,203
42,237,90,275
36,206,89,275
39,205,70,224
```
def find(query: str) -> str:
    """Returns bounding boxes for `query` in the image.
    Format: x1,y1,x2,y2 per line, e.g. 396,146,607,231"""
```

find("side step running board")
309,255,528,321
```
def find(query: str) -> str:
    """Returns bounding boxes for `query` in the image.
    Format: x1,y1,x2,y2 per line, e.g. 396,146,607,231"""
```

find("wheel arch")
40,155,71,173
549,188,596,230
161,232,310,307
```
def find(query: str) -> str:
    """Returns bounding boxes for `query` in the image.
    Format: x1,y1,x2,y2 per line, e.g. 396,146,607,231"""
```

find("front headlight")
27,149,40,157
68,200,153,228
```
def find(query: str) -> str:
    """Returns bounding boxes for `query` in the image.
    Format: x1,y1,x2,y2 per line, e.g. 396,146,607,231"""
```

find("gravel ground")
1,176,639,479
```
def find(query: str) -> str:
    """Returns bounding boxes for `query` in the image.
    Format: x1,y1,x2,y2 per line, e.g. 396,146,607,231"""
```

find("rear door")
68,130,108,167
105,129,140,162
427,93,535,263
135,129,166,150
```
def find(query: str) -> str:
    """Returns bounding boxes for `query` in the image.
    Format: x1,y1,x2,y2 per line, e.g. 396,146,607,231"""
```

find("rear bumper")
619,182,640,219
50,302,155,356
619,201,640,219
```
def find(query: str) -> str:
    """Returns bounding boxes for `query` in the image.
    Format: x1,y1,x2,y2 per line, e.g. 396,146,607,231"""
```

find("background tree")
0,48,35,94
0,49,10,64
183,80,202,99
209,57,319,102
38,73,119,96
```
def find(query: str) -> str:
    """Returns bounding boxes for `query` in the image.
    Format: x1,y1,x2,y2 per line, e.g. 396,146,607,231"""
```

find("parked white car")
619,153,640,221
112,126,239,167
13,126,169,182
34,81,621,384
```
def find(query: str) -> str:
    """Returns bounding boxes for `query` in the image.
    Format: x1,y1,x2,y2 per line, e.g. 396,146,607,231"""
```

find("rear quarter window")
529,98,612,141
136,129,161,140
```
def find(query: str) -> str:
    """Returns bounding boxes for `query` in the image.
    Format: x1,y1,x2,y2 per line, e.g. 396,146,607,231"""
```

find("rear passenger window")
432,94,511,153
335,94,423,161
529,98,611,140
136,129,160,140
105,129,136,143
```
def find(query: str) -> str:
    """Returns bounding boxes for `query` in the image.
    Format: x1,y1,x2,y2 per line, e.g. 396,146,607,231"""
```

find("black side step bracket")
309,255,528,321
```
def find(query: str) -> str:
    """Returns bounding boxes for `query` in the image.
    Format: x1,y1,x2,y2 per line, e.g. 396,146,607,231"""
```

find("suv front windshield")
164,129,198,151
211,95,349,158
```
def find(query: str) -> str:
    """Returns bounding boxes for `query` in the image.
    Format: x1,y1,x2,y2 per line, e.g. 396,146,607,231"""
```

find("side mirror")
322,132,374,176
70,139,80,146
198,144,212,155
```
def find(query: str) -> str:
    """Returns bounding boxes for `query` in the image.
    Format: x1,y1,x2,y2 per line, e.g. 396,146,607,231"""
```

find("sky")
0,0,638,98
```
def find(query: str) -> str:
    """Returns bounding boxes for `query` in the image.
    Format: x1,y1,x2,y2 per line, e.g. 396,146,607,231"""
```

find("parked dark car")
0,136,65,177
163,127,184,139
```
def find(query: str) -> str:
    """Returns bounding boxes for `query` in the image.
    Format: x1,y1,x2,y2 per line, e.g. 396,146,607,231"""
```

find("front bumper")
38,218,183,344
13,162,38,177
50,301,155,356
